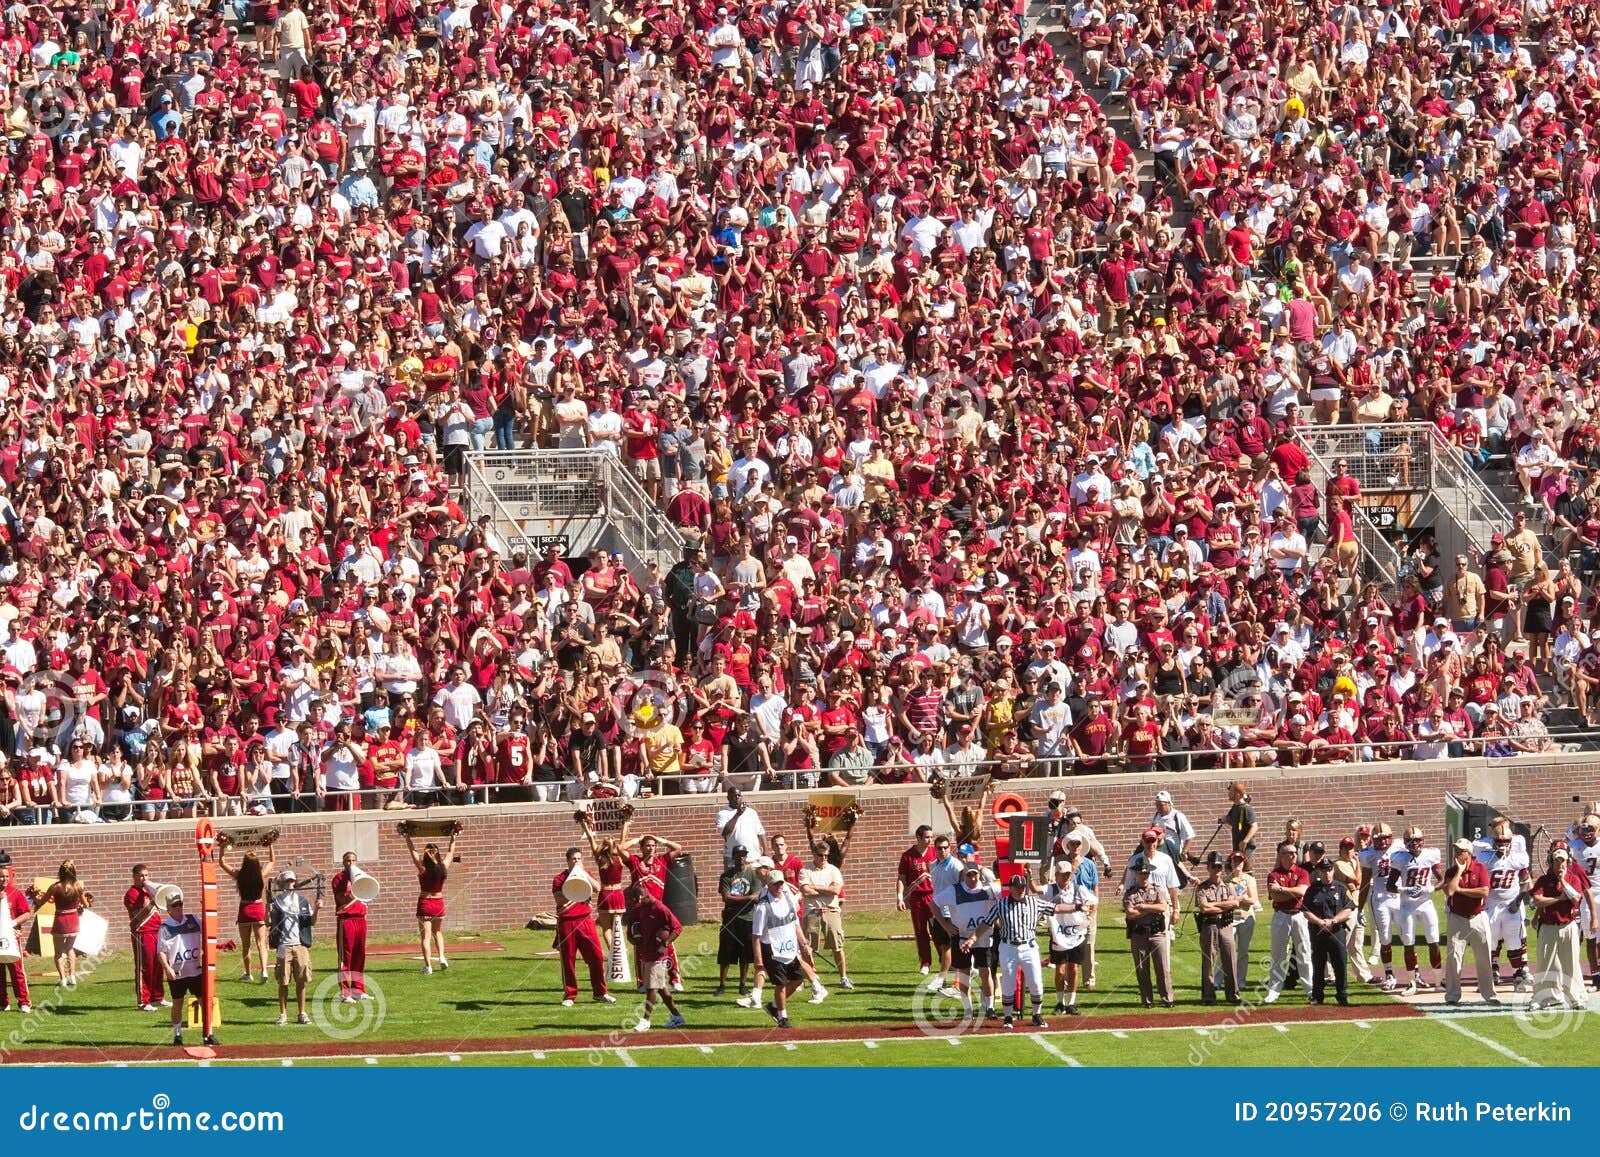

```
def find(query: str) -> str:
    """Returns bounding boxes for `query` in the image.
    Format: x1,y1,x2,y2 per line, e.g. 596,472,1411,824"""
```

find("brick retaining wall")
5,756,1598,937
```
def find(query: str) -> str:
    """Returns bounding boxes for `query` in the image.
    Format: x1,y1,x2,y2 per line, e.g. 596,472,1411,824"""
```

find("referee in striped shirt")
967,874,1075,1029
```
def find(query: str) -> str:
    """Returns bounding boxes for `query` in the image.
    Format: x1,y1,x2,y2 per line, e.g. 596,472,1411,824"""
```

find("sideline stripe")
615,1049,638,1068
21,1011,1453,1067
1030,1034,1082,1066
1436,1018,1539,1067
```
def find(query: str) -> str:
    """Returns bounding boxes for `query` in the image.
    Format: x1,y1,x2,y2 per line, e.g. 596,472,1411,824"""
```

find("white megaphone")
561,865,596,903
348,865,381,903
0,894,18,964
153,884,183,914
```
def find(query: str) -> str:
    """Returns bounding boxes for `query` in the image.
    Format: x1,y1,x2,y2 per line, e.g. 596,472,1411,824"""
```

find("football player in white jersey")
1477,820,1532,993
932,861,1001,1020
1566,811,1600,987
1359,822,1403,990
1387,826,1444,994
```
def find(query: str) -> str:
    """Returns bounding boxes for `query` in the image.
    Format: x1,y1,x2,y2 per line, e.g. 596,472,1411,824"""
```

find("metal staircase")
460,449,685,578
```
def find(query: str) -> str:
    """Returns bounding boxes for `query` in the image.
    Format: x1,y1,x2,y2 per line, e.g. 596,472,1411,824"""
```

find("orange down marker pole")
195,820,219,1039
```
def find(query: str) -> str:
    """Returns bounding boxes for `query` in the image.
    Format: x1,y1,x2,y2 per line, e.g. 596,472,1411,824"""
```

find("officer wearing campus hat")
1192,851,1242,1004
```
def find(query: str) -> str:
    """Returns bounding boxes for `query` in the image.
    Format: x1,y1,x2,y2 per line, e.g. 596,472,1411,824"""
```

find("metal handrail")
26,726,1589,827
1290,428,1404,586
1423,424,1522,561
461,448,684,578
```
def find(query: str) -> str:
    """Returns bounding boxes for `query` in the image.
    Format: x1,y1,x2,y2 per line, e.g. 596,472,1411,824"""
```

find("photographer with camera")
269,867,321,1026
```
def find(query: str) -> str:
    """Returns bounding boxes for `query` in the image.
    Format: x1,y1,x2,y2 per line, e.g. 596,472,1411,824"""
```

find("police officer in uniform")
1192,852,1241,1003
1123,860,1173,1008
1302,857,1356,1005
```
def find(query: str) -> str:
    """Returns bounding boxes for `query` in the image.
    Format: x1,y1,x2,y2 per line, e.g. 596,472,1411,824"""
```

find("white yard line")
39,1010,1496,1067
1436,1018,1539,1067
1029,1034,1082,1066
614,1048,638,1068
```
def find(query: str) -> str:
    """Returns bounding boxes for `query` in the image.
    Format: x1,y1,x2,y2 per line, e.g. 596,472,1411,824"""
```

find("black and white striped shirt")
982,892,1051,945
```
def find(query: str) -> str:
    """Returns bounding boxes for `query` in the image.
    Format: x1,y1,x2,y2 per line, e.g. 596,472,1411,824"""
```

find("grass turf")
8,907,1597,1065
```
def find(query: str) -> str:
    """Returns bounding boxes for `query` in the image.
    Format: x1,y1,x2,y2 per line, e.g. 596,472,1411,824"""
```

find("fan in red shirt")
897,825,937,973
1120,704,1162,774
623,832,683,987
1531,846,1593,1008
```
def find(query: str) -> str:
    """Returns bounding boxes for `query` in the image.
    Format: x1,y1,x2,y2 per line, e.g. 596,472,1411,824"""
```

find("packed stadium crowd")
0,0,1596,819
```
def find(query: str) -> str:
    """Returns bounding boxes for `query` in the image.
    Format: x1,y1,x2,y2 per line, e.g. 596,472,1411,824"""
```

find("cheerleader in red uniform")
403,822,460,974
38,859,87,987
217,832,276,983
579,807,634,965
622,830,683,988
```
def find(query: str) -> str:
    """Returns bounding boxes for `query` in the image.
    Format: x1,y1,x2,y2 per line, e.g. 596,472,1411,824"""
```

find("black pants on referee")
1310,931,1348,1004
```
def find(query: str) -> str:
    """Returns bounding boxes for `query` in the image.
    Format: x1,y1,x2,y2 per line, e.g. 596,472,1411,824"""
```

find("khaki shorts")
276,945,311,986
642,958,670,990
805,908,844,953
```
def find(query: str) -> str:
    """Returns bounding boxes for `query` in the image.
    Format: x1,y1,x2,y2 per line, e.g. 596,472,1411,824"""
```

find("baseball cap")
1007,872,1029,886
1311,858,1334,872
277,868,296,882
581,712,597,723
962,862,983,876
1340,837,1357,849
1053,860,1073,874
1134,860,1157,875
1142,827,1164,841
165,888,184,903
1306,841,1325,856
1205,851,1225,868
958,843,977,857
1453,838,1474,851
1154,790,1172,803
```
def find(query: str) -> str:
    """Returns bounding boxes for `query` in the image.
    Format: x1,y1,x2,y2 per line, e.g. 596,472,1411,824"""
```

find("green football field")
8,908,1598,1066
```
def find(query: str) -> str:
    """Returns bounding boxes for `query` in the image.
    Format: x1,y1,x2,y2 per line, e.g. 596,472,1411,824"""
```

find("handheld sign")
807,792,859,833
579,797,632,837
